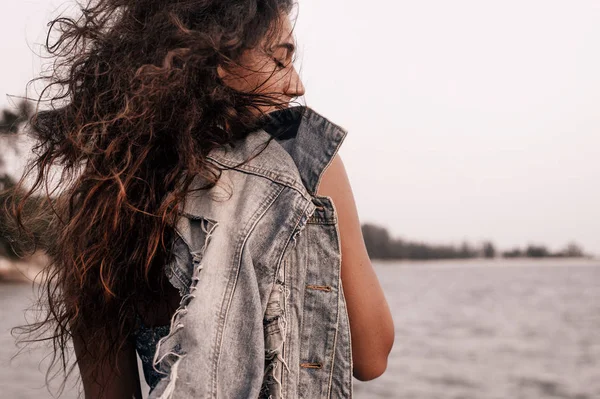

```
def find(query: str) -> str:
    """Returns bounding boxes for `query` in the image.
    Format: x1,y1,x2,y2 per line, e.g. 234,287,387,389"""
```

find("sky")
1,0,599,255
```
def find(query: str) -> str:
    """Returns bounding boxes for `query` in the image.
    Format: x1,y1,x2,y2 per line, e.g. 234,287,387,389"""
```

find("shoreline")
374,257,600,268
0,252,47,284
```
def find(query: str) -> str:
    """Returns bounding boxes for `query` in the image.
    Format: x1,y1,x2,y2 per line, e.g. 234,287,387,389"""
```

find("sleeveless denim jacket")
145,106,353,398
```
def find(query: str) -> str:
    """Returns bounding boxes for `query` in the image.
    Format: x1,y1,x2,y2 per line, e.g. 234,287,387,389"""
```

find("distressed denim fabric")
142,106,353,398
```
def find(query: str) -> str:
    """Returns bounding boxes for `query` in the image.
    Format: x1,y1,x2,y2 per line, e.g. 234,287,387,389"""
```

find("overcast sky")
1,0,599,255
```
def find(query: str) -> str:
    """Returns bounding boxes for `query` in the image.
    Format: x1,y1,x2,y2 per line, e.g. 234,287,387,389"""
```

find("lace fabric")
132,312,171,392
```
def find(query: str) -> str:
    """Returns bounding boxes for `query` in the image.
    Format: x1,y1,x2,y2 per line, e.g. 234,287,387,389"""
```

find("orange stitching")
300,362,323,369
306,284,332,292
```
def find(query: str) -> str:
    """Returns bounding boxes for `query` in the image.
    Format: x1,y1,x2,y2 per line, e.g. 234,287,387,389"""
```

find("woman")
8,0,394,397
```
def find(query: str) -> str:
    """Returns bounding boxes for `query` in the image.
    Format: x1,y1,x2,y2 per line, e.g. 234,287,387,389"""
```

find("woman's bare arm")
72,329,143,399
317,153,395,381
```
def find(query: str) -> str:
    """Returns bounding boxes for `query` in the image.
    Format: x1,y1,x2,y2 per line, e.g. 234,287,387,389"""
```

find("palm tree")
0,98,32,134
0,98,33,178
0,99,34,260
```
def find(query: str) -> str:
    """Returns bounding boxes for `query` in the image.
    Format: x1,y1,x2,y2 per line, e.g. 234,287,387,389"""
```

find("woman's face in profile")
218,15,305,113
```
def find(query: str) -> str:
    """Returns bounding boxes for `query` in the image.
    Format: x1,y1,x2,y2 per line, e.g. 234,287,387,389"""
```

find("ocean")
2,258,599,399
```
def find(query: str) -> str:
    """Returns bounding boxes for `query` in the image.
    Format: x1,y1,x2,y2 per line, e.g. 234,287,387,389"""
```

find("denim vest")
143,106,353,398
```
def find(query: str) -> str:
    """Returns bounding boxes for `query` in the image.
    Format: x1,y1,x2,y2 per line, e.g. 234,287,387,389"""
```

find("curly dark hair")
5,0,296,396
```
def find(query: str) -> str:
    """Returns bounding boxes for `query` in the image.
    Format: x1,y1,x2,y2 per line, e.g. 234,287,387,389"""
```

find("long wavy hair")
5,0,296,396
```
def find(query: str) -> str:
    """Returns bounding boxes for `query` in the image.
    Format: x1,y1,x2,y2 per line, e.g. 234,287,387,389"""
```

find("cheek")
223,66,279,94
258,70,290,95
221,69,256,93
245,72,288,95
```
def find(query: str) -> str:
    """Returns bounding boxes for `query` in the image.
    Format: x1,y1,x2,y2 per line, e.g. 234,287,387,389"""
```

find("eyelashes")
273,58,287,69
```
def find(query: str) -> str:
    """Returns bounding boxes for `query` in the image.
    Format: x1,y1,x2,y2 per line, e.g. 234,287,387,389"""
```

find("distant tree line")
0,99,50,260
361,222,588,260
361,223,501,260
1,100,29,259
501,242,585,258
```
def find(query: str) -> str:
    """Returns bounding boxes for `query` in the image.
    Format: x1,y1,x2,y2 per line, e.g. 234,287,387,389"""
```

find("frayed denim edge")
150,218,219,399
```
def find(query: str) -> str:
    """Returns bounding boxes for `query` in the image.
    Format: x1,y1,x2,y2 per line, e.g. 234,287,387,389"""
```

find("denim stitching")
326,197,343,398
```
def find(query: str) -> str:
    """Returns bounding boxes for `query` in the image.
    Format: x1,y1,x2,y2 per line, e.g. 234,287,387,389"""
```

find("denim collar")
207,106,347,196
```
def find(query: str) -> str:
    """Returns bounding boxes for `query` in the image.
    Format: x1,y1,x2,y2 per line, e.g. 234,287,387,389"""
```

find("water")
2,258,599,399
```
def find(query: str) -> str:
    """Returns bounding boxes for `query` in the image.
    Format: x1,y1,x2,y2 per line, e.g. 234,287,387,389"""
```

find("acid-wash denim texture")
146,106,353,398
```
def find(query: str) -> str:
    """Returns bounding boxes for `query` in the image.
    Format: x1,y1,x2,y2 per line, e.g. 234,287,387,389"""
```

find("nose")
285,66,305,98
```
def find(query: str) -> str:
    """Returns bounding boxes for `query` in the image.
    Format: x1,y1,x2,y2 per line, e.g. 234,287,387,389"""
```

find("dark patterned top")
132,313,171,393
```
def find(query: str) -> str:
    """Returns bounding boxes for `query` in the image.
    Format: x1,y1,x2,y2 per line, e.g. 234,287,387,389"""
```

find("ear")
217,65,227,80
